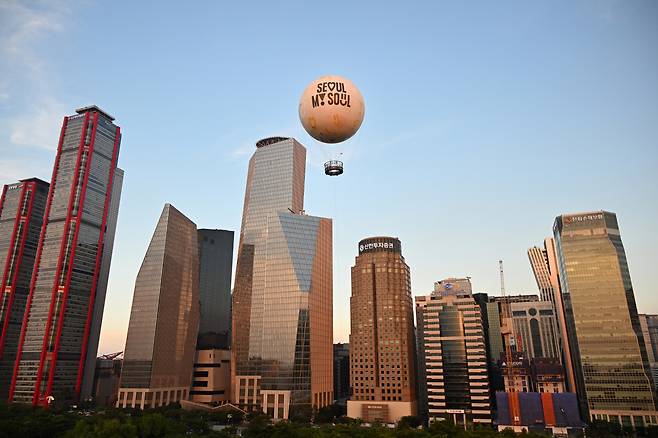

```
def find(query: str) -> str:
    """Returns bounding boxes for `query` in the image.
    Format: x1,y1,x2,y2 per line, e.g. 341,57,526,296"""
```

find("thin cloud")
9,98,66,150
0,0,73,150
0,158,49,183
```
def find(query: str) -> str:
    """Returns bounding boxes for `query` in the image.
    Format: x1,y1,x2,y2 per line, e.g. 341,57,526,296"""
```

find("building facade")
639,314,658,394
197,229,234,350
495,392,585,435
347,237,417,423
482,295,538,364
333,343,349,405
117,204,199,409
554,211,658,427
92,352,122,406
415,278,491,426
510,301,560,361
10,106,123,406
0,178,49,399
231,137,333,420
190,349,231,405
528,238,576,391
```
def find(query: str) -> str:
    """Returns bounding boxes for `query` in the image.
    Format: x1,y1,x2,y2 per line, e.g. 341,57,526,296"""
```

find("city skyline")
1,1,657,356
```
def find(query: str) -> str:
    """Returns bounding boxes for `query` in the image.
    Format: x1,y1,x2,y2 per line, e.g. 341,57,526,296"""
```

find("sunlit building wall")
416,278,491,426
528,239,577,391
117,204,199,409
231,137,332,420
554,211,658,427
348,237,417,424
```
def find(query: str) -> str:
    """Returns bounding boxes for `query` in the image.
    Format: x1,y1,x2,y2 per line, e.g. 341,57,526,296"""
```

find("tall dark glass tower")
197,229,233,350
554,211,658,427
9,106,123,407
0,178,49,399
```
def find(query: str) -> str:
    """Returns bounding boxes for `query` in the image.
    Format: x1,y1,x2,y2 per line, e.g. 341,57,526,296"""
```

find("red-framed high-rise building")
0,178,50,400
8,105,124,407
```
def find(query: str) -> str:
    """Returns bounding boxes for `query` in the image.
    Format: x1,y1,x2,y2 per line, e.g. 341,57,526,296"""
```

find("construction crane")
499,260,521,426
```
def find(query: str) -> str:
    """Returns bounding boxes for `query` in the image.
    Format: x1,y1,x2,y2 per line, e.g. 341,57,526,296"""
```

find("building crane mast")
499,260,521,426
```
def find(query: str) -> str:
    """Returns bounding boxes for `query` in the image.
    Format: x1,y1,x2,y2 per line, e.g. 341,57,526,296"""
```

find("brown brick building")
347,237,417,423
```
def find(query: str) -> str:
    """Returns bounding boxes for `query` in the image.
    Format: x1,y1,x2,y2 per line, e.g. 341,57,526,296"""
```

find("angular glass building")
231,137,333,420
10,106,123,406
0,178,49,399
347,237,417,423
117,204,199,409
554,211,658,427
197,229,234,350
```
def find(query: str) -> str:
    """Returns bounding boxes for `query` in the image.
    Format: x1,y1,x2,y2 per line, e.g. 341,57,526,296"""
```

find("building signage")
446,409,466,414
564,213,603,224
358,238,400,254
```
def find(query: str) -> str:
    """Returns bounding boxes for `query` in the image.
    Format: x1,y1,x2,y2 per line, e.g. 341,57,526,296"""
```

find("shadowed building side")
197,229,234,350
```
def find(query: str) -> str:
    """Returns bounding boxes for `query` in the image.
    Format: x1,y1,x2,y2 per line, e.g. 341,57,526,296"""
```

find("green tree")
397,415,423,430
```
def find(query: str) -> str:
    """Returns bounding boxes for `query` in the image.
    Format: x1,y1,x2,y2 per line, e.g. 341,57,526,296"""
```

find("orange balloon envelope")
299,75,365,143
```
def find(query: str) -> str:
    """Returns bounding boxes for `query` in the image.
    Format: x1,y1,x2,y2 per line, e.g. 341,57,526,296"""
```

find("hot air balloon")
299,75,365,176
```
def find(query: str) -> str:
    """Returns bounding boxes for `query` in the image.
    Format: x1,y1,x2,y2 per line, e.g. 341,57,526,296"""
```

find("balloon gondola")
324,160,344,176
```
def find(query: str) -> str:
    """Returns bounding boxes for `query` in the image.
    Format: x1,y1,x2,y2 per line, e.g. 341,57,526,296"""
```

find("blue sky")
1,0,657,354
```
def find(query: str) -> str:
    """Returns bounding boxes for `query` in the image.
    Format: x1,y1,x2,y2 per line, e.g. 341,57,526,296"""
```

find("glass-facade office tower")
231,137,333,420
528,239,576,391
0,178,49,399
117,204,199,409
415,278,491,426
10,106,123,406
347,237,417,424
554,211,658,427
197,229,234,350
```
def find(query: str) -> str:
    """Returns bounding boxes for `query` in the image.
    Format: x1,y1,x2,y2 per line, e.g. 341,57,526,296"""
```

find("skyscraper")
231,137,333,420
0,178,49,399
190,229,234,407
197,229,234,350
528,238,576,391
415,278,491,426
554,211,658,427
347,237,417,423
117,204,199,409
10,106,123,406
